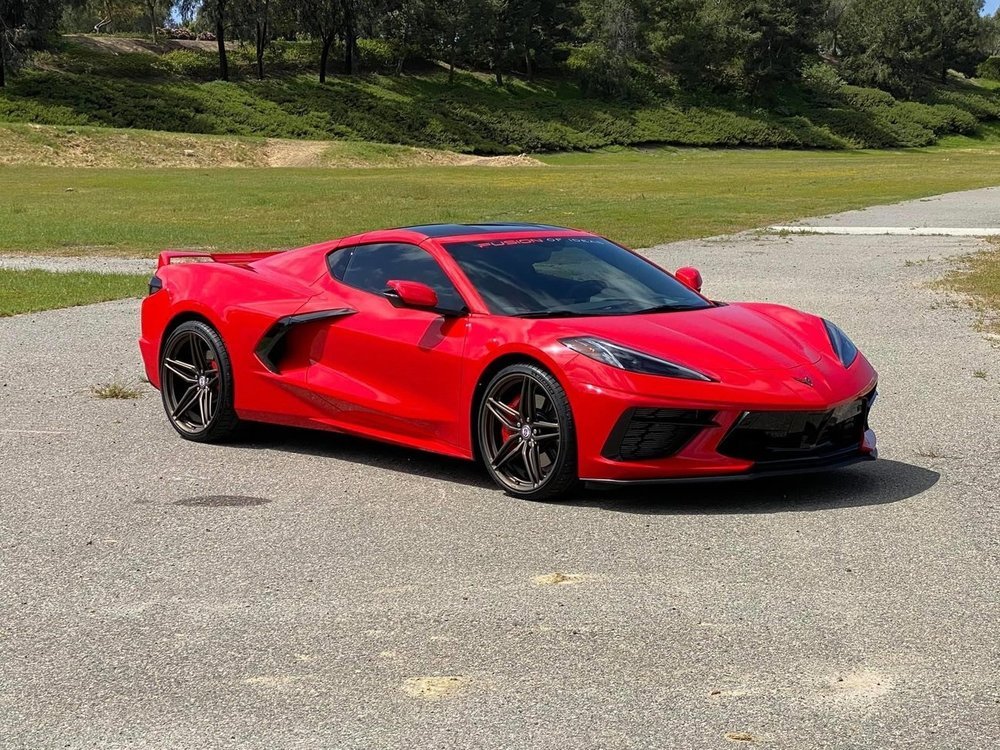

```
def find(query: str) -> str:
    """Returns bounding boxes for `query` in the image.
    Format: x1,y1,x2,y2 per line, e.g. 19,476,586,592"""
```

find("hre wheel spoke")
518,376,535,420
486,397,519,430
171,385,200,419
523,442,542,486
189,332,207,371
491,435,521,470
198,388,210,426
164,359,197,383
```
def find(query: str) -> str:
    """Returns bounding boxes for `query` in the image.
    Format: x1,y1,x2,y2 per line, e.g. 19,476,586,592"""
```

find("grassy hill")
2,37,1000,154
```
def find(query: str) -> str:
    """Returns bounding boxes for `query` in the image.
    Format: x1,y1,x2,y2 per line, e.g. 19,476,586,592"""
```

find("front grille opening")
603,408,717,461
718,389,875,464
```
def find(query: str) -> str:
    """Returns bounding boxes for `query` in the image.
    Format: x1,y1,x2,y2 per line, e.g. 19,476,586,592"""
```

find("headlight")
560,337,713,381
823,320,858,367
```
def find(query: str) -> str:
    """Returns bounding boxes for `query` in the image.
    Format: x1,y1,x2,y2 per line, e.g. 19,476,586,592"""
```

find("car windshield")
443,235,712,317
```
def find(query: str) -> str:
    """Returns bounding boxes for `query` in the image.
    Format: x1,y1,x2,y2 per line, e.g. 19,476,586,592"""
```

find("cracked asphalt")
1,193,998,749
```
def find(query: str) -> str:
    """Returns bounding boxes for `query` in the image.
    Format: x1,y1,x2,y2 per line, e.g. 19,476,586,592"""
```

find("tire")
477,363,578,500
159,320,240,442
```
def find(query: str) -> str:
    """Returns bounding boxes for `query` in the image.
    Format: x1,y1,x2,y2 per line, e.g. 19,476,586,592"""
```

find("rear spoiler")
155,250,281,269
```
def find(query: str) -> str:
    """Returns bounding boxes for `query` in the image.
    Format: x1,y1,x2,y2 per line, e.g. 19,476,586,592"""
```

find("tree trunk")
342,0,357,75
447,22,457,84
255,20,267,80
216,16,229,81
0,47,6,89
150,2,158,42
344,32,357,74
524,51,532,81
494,63,503,86
319,34,333,83
395,26,407,75
147,0,158,42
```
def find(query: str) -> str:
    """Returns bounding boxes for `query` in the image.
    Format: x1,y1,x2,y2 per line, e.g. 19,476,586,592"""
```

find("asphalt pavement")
1,193,998,749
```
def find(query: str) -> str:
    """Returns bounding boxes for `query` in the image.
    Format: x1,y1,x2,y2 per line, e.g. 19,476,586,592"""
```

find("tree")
431,0,475,83
298,0,342,81
1,0,63,87
841,0,986,94
506,0,572,80
936,0,986,81
820,0,851,55
576,0,647,95
144,0,159,40
179,0,230,80
235,0,275,78
211,0,230,80
984,11,1000,58
647,0,726,90
341,0,358,74
727,0,823,100
0,0,23,88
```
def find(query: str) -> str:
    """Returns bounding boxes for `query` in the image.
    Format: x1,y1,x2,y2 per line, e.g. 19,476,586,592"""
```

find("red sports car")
140,223,877,499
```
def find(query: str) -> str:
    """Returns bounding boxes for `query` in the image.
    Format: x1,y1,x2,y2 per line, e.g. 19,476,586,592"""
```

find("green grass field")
0,268,147,317
5,146,1000,256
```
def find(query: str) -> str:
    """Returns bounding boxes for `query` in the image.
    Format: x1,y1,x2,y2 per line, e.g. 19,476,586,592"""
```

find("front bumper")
583,437,877,486
562,355,879,482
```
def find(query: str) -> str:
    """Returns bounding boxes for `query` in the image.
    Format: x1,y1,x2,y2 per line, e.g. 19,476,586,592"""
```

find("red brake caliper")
501,395,521,442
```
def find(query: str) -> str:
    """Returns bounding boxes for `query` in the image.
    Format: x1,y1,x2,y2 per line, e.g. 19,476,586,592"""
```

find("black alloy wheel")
159,320,240,442
477,363,578,500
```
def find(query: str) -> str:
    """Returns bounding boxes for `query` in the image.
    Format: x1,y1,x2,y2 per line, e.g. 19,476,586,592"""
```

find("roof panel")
402,222,569,238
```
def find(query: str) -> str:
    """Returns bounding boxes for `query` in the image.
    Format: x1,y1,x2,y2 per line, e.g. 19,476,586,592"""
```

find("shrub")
977,57,1000,81
155,50,218,80
802,62,846,99
565,43,660,102
357,39,398,74
838,85,897,111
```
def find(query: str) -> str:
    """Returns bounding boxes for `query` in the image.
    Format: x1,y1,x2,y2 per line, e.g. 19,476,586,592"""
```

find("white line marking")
767,226,1000,236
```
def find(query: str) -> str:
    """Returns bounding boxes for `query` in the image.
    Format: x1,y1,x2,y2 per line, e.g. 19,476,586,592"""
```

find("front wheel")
159,320,240,442
477,363,578,500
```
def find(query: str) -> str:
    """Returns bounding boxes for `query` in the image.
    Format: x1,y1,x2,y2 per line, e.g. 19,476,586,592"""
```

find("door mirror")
675,266,703,293
385,279,439,310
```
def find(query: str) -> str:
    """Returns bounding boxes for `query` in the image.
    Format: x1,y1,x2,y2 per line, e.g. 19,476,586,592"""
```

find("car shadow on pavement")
561,459,939,515
241,426,937,514
238,425,496,489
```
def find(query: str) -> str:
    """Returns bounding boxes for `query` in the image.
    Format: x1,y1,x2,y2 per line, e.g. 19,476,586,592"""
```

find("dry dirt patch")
530,572,589,586
401,675,475,701
0,124,546,169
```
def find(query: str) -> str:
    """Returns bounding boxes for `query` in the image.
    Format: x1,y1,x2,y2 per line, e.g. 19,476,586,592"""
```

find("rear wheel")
159,320,240,442
477,363,578,500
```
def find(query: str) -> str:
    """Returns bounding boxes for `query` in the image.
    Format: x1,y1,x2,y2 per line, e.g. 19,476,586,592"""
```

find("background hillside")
2,1,1000,154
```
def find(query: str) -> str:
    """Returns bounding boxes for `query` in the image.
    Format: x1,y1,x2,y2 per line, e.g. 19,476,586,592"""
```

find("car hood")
544,302,829,374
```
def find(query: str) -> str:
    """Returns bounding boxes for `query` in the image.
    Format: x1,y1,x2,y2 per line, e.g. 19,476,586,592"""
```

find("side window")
335,243,464,310
328,247,353,281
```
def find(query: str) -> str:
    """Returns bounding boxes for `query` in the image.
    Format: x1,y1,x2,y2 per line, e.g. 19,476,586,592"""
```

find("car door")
305,242,471,454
